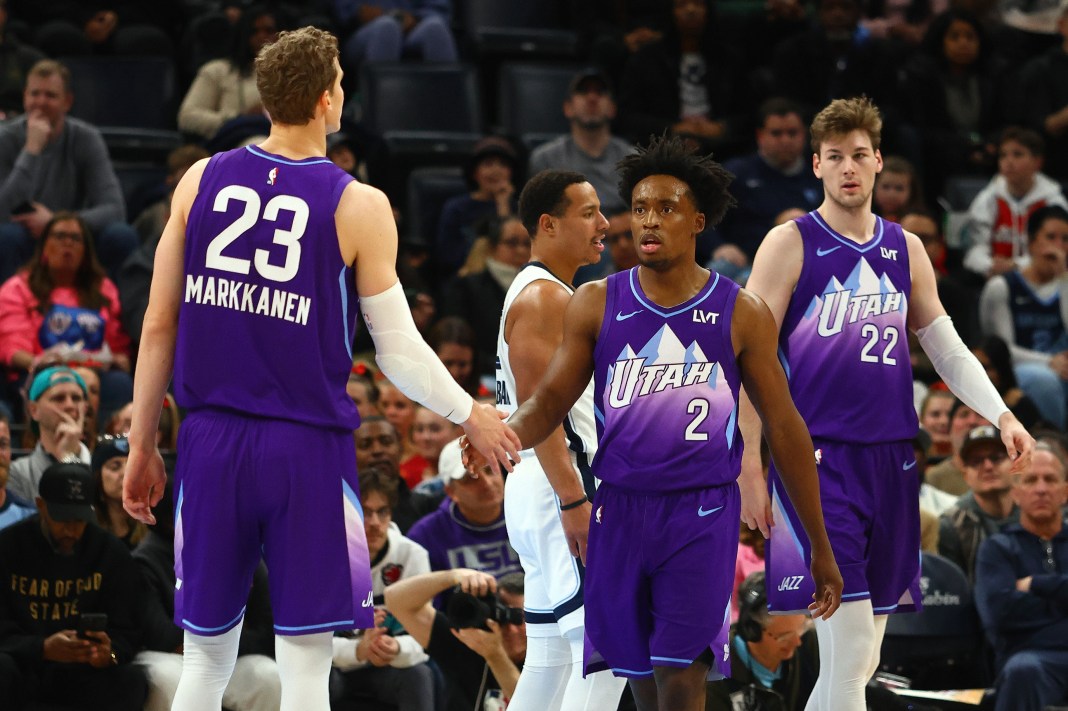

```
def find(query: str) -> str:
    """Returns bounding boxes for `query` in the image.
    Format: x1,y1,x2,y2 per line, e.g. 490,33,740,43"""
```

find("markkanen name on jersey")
185,275,312,326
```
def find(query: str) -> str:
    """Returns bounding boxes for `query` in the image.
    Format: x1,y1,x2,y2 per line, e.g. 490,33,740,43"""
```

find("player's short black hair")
518,170,588,237
616,135,735,226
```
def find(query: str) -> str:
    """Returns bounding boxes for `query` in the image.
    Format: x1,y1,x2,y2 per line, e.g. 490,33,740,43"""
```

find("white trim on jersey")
496,263,599,461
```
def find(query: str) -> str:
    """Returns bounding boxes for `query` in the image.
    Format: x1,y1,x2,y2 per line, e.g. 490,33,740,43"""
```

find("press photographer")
384,568,526,711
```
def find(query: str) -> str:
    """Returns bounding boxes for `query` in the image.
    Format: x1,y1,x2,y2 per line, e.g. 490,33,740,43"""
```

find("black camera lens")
446,591,493,630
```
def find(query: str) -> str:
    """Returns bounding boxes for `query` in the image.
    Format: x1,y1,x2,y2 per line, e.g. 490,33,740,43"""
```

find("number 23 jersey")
592,268,742,493
780,211,917,444
175,145,360,430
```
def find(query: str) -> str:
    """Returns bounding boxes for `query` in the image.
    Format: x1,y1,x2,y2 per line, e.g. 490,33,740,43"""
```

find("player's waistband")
184,405,356,434
810,434,916,449
595,479,739,499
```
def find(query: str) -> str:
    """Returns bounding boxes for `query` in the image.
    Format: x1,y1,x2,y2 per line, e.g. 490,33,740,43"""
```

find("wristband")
559,495,588,511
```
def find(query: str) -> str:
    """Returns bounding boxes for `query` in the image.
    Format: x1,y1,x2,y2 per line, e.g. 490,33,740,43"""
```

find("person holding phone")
0,462,146,710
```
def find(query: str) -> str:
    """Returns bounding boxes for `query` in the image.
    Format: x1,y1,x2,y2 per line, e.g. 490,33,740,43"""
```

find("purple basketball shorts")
766,438,922,615
582,482,739,680
173,409,374,636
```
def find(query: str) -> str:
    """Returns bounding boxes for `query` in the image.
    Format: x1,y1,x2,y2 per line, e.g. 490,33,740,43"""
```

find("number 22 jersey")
592,268,742,493
780,211,918,444
175,145,361,430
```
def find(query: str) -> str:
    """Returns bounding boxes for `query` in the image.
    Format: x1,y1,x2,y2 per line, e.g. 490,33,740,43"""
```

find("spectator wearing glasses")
706,571,818,710
0,212,132,424
384,568,526,711
330,467,435,711
939,425,1020,583
441,217,531,381
975,440,1068,711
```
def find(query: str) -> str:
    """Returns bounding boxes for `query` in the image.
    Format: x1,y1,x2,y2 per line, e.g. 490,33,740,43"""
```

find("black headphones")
736,571,768,643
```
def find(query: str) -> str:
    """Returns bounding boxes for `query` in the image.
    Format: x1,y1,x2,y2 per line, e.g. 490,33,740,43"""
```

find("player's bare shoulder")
730,287,778,354
754,220,804,267
514,277,572,309
337,180,391,225
899,227,929,263
172,157,212,219
506,276,572,340
336,180,395,267
568,278,609,337
748,219,805,321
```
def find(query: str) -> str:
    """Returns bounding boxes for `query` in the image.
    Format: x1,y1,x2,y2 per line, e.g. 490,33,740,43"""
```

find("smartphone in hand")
10,201,34,215
77,613,107,640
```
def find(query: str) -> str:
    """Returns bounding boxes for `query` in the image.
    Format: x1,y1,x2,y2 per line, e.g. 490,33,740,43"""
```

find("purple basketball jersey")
592,269,742,492
176,146,360,430
780,212,918,443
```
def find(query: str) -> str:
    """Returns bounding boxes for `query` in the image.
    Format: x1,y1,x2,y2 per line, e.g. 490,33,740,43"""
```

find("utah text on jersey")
809,257,905,338
607,324,723,408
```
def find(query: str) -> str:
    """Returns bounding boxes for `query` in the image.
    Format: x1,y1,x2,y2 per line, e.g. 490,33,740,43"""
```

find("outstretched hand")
998,413,1035,475
459,404,521,476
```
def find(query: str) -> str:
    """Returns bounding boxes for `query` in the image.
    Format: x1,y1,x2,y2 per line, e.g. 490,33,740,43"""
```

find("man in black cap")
939,425,1020,583
0,461,146,710
528,69,636,218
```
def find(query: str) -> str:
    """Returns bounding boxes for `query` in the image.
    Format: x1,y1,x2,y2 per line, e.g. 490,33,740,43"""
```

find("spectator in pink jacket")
0,212,131,423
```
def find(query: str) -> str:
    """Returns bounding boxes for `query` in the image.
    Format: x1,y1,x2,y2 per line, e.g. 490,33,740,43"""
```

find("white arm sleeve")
361,282,473,424
916,315,1010,425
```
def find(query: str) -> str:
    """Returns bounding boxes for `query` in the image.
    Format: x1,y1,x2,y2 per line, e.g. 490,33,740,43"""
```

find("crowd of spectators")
0,0,1065,709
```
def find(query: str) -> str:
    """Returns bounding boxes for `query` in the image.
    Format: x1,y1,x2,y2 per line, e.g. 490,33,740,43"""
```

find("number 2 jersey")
175,145,361,431
780,211,918,444
593,268,742,493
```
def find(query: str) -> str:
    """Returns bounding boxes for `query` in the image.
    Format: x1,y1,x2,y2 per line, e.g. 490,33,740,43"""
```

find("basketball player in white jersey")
496,170,626,710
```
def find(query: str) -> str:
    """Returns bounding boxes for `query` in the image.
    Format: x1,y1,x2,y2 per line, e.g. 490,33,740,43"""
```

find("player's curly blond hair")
809,97,882,155
255,27,338,126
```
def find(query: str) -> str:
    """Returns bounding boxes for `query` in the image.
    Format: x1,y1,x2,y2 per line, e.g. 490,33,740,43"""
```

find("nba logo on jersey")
815,448,822,465
267,167,278,185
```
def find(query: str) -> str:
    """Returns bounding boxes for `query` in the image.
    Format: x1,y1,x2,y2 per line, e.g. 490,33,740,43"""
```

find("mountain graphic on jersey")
603,323,737,447
801,256,905,338
778,213,917,442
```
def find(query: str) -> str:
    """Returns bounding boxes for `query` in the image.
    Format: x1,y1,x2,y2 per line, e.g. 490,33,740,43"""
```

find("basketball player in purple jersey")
121,28,520,711
738,97,1035,711
467,135,842,711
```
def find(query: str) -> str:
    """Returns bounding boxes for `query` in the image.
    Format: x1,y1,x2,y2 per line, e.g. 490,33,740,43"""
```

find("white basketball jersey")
496,262,599,467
